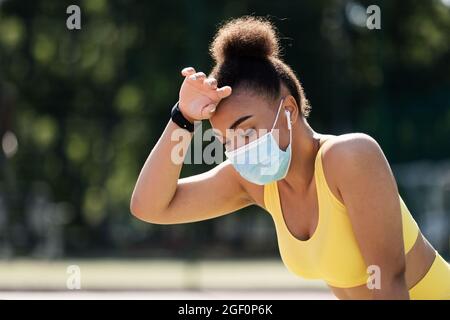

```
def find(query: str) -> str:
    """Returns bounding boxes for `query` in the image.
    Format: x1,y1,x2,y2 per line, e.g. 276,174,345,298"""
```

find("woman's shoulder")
319,132,381,162
318,133,385,202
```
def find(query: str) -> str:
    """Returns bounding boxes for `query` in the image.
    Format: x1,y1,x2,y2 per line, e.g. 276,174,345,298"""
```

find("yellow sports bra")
263,141,420,288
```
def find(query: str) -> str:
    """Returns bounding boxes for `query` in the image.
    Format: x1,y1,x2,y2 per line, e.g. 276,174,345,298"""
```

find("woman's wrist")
177,101,196,123
171,101,196,132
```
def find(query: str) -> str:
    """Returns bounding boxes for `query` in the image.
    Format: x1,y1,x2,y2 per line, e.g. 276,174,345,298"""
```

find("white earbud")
285,110,292,130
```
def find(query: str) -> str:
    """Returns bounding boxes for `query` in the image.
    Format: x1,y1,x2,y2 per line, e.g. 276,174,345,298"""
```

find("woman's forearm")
130,67,232,222
130,119,193,220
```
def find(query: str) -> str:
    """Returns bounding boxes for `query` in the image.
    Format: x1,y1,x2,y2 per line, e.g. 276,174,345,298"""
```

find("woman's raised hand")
178,67,232,121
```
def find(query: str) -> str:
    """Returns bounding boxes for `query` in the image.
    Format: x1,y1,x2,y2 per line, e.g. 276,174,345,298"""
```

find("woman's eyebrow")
213,115,253,145
228,115,253,131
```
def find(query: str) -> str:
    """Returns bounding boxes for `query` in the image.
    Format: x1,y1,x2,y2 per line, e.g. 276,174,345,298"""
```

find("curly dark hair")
209,16,311,117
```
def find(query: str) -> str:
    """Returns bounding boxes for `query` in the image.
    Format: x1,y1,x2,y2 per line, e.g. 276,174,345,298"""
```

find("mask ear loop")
271,98,292,148
270,98,286,132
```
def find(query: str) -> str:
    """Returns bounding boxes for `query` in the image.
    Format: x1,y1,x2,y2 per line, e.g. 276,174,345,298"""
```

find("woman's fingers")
181,67,196,77
216,86,232,99
204,78,218,89
188,72,206,81
179,67,232,119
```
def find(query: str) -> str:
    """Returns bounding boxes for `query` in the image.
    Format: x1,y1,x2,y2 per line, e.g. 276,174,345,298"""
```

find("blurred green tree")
0,0,449,258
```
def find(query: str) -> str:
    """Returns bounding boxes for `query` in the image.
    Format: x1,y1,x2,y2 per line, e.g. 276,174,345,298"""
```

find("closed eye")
224,127,257,150
240,128,257,143
242,128,256,137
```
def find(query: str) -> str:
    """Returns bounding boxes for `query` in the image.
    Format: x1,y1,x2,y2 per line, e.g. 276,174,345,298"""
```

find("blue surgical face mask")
224,98,292,185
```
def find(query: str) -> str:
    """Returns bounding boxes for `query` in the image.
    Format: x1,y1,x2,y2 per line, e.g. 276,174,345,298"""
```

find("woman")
130,16,450,299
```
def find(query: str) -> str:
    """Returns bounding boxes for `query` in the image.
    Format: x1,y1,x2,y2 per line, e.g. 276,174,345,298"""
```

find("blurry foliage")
0,0,449,258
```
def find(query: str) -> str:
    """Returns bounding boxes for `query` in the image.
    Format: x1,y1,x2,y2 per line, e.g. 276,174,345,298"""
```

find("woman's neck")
282,118,322,192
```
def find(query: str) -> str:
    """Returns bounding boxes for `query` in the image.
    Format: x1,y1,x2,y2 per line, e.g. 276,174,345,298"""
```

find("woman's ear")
284,95,300,124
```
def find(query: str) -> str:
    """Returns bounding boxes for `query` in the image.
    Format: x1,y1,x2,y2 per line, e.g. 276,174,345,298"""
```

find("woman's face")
209,91,291,152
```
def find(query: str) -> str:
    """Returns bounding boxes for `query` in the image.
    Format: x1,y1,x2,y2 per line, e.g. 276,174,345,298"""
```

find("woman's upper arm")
324,134,407,283
147,160,254,224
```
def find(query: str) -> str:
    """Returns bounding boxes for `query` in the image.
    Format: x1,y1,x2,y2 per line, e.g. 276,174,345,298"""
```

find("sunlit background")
0,0,449,299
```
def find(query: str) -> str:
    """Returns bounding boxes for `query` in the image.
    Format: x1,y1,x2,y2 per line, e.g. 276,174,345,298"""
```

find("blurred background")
0,0,449,298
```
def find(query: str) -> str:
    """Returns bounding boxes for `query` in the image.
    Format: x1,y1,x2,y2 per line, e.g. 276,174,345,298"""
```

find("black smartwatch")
170,101,195,132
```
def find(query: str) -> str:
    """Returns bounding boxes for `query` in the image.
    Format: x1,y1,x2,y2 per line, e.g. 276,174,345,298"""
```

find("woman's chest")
277,182,319,242
271,199,368,286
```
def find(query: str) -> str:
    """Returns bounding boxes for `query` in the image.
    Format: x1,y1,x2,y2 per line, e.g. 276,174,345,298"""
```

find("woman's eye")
242,128,255,137
224,128,257,151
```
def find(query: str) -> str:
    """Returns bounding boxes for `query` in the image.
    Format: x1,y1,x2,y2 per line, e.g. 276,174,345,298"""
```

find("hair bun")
210,16,280,63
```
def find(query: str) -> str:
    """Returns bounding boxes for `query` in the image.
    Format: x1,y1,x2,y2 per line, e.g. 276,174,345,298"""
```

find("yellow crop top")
263,141,420,288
